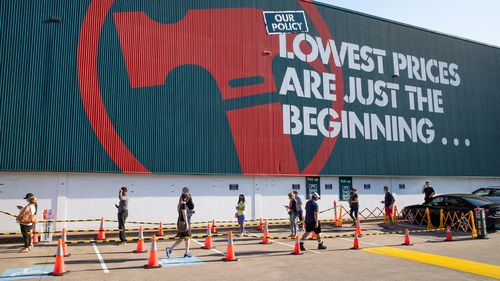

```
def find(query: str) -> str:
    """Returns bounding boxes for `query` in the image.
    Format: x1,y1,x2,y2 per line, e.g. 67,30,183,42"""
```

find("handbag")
16,205,34,224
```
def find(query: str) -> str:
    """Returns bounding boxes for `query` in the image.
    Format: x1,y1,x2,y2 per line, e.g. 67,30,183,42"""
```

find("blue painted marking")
159,256,203,267
0,266,50,280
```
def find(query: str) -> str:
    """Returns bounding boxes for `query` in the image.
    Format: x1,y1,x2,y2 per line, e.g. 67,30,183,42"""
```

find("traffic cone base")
144,264,162,269
133,248,148,253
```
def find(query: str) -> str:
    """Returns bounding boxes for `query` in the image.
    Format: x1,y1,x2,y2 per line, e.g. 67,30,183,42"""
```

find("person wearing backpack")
16,194,37,253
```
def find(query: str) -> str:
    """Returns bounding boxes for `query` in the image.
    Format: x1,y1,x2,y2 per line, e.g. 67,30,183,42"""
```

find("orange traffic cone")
32,219,39,244
445,226,453,241
351,232,360,250
402,228,412,246
222,231,238,261
157,222,164,237
291,235,304,255
355,216,362,236
260,221,271,244
133,226,147,253
211,219,217,233
201,224,214,249
49,239,67,276
61,228,71,257
144,235,161,269
97,217,105,240
311,231,318,240
258,218,264,231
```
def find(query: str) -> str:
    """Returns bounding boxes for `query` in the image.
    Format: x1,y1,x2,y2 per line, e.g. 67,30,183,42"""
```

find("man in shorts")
299,192,327,251
381,186,395,229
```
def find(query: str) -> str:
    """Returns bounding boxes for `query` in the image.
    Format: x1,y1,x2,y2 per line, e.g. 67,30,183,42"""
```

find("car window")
493,190,500,196
427,197,444,206
473,189,490,196
443,196,458,206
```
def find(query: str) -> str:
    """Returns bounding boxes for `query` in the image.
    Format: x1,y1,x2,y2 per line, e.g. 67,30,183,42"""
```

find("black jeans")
20,224,32,248
118,210,128,242
349,205,359,221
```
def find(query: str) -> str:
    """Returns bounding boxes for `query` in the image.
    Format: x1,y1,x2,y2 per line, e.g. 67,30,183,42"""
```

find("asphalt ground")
1,222,499,281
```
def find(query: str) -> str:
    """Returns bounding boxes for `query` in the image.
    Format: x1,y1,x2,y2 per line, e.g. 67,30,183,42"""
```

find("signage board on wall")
306,176,320,199
339,177,352,202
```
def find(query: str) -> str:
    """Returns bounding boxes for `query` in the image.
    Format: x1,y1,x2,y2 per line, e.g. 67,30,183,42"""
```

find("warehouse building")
1,0,499,232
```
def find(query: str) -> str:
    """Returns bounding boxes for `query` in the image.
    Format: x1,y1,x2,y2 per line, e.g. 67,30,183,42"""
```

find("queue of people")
17,183,432,254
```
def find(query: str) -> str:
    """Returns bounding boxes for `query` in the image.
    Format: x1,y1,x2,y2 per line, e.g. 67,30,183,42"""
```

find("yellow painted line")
363,247,500,279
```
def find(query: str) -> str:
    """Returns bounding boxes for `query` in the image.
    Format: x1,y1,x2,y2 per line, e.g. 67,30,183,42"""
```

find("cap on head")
23,193,33,200
383,186,389,190
182,186,189,193
312,192,320,199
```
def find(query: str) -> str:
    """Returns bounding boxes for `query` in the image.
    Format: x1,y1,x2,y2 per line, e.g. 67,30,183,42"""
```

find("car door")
426,196,445,225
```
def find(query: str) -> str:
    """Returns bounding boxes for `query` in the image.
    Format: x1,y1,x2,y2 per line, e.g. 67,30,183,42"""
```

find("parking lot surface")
1,222,499,281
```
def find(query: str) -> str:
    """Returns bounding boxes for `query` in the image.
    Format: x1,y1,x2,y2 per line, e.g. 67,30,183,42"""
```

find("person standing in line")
285,192,299,238
293,191,304,231
182,187,195,224
381,186,395,229
166,193,192,258
235,194,247,234
299,192,327,251
349,188,359,226
422,181,435,203
16,194,37,252
114,186,128,244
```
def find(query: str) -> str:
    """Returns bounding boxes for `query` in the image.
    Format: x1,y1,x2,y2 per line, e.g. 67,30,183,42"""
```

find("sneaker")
183,252,192,258
317,243,327,250
299,243,306,252
166,248,172,258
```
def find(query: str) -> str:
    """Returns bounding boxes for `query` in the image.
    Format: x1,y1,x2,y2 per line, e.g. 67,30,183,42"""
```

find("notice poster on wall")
306,176,320,199
339,177,352,202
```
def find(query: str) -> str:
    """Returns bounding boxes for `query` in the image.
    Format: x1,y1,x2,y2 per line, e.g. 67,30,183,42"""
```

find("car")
402,194,500,231
472,186,500,203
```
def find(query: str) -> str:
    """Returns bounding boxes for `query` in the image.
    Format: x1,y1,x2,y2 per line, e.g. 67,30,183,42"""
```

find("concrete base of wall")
1,172,499,232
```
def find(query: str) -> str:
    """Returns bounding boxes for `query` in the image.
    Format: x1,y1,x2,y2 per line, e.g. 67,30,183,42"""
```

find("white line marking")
192,239,225,255
247,232,321,254
92,242,110,273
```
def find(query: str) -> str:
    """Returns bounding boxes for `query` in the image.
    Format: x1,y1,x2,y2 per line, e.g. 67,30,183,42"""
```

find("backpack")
16,205,34,224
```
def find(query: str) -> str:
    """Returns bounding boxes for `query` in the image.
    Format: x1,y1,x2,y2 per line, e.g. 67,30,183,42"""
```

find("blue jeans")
237,215,245,233
289,213,298,235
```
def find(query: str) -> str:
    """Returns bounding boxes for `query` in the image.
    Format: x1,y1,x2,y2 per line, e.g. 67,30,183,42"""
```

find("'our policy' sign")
263,11,309,34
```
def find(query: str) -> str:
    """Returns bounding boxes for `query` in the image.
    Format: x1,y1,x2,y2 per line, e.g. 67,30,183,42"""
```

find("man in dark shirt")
349,188,359,226
422,181,435,203
115,186,128,243
381,186,395,229
299,192,327,251
182,187,195,224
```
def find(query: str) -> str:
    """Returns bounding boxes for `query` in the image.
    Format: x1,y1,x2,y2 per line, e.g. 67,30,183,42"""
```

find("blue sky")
316,0,500,47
